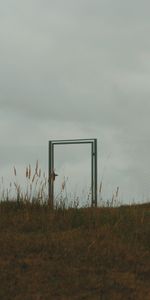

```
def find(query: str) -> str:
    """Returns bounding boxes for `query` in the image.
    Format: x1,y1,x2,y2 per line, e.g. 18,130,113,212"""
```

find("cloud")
0,0,150,202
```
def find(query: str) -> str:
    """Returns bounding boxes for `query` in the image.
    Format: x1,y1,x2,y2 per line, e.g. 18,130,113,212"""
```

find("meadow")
0,163,150,299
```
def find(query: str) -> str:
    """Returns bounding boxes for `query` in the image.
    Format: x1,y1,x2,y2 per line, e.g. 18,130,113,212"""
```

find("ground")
0,202,150,299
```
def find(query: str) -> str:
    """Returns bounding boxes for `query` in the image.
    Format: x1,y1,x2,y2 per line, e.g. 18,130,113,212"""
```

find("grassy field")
0,200,149,300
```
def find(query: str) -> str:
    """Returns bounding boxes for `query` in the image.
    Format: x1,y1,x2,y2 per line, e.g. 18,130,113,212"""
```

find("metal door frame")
48,138,97,208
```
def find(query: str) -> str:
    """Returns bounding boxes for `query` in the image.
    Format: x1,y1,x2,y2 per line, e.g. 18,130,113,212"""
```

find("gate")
48,139,98,208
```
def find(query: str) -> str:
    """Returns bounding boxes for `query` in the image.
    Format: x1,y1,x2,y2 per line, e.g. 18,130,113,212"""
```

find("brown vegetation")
0,200,149,299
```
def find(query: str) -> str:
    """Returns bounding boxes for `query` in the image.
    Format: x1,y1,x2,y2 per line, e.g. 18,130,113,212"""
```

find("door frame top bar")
50,138,97,145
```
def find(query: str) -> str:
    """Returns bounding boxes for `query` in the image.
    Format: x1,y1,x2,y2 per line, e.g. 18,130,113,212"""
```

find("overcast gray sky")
1,0,150,204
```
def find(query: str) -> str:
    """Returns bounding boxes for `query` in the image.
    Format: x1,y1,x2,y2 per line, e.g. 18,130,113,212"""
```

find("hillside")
0,201,150,299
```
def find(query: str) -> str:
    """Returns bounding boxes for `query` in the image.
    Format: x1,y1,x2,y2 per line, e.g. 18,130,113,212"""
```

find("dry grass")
0,162,121,207
0,161,48,204
0,163,150,299
0,200,149,299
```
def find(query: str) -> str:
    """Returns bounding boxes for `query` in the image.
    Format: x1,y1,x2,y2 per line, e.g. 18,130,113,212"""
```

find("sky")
1,0,150,204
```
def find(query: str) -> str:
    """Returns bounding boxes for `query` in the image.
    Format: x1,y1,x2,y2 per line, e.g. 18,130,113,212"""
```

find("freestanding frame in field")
48,139,97,208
